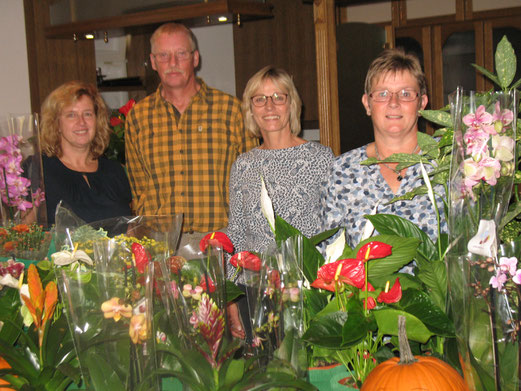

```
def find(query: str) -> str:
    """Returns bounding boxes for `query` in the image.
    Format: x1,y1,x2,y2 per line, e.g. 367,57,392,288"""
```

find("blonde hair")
364,48,427,95
242,66,302,138
40,81,110,158
150,23,197,53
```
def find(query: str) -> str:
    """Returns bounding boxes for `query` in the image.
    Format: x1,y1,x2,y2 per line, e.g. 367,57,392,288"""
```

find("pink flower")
32,188,45,207
463,105,495,134
490,272,508,291
492,101,514,130
464,128,489,158
513,270,521,285
492,135,515,162
499,256,518,276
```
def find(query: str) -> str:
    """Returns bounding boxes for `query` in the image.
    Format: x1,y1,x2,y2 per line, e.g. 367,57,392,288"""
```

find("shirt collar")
154,78,209,109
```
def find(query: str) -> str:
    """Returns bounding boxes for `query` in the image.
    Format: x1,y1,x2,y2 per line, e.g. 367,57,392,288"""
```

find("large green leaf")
471,63,501,86
310,227,339,247
222,359,245,388
304,289,330,318
366,214,437,265
495,35,516,89
416,260,447,311
274,216,325,283
225,280,244,303
373,309,434,343
396,289,454,336
302,311,347,348
83,354,126,391
419,109,452,127
341,300,372,346
354,234,419,286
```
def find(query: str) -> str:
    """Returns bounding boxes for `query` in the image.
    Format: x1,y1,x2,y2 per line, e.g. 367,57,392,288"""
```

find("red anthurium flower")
356,241,393,262
311,258,365,292
200,275,216,293
132,242,151,274
119,99,136,116
377,277,402,304
230,251,261,271
110,116,123,127
199,232,234,253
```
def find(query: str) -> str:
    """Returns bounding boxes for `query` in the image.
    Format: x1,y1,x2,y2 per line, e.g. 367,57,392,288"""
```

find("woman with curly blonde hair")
41,81,131,225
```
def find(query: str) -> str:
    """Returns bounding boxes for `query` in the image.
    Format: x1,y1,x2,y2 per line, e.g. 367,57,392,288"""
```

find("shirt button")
198,125,203,132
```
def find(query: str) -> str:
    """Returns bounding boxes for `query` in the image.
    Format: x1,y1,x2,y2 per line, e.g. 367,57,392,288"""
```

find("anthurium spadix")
260,176,275,233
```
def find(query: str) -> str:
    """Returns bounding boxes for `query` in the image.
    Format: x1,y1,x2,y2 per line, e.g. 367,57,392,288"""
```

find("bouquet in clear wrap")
245,236,307,379
52,204,182,390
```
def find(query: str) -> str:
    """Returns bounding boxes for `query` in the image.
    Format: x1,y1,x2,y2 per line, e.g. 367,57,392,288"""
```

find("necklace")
374,143,419,182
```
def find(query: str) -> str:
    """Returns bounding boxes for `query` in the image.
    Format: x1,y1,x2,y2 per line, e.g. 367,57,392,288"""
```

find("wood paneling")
233,0,318,127
24,0,96,113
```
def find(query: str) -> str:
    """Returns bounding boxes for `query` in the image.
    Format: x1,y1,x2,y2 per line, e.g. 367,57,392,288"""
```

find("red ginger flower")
230,251,261,271
200,232,234,253
377,277,402,304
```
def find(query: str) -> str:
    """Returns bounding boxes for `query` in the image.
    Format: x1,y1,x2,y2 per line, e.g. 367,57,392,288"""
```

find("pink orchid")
32,188,46,207
492,135,515,162
499,256,518,276
513,270,521,285
464,128,489,158
463,105,495,134
490,272,507,291
492,101,514,130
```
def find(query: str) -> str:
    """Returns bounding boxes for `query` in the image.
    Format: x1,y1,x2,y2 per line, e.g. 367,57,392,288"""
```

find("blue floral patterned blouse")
320,145,446,248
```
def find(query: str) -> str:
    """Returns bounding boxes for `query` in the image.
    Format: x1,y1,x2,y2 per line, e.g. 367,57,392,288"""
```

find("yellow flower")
129,314,148,344
101,297,132,322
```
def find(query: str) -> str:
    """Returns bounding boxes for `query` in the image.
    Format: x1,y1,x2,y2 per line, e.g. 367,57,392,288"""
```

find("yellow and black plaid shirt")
125,79,257,232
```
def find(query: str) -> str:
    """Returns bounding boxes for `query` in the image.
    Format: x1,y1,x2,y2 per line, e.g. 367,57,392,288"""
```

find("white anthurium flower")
325,228,345,263
52,245,93,268
361,202,380,241
260,176,276,233
420,161,436,208
468,219,497,258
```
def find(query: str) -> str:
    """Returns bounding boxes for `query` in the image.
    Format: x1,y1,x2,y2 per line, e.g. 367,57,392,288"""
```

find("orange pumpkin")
361,316,469,391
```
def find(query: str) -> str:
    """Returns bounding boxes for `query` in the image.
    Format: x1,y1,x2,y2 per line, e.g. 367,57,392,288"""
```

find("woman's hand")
227,302,245,339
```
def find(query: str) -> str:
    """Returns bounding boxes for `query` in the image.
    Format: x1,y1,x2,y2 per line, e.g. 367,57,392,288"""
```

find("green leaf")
500,201,521,230
222,359,245,387
341,300,371,346
511,77,521,90
416,260,447,311
495,35,516,89
310,227,339,247
366,214,437,265
225,280,244,303
304,289,330,318
471,63,501,86
354,234,419,286
302,311,347,348
396,289,454,336
373,308,434,343
83,354,126,391
419,110,452,127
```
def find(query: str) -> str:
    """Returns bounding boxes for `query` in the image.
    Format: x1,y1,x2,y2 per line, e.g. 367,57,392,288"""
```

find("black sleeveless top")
43,155,132,225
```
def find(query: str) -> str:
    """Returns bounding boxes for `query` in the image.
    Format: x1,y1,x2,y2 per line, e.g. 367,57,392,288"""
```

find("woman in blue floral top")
321,48,446,248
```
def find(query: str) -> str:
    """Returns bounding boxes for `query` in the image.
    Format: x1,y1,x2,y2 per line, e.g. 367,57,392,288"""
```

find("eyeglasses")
251,93,288,107
62,111,95,121
152,50,194,63
369,89,420,102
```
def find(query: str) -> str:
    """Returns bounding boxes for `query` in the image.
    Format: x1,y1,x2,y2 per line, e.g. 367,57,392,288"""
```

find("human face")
362,70,428,140
150,31,199,90
251,78,291,138
59,95,96,152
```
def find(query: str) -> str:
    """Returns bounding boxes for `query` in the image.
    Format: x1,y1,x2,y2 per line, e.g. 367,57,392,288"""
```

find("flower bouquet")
443,36,520,391
52,205,183,390
107,99,135,164
0,223,52,261
0,260,81,390
0,113,47,228
150,232,316,390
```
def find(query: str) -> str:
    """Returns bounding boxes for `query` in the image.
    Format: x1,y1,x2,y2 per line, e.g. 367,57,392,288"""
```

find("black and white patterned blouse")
227,142,334,261
321,145,446,248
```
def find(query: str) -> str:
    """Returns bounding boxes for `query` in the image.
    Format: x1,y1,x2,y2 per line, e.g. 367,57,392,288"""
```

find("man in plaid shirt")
126,23,257,236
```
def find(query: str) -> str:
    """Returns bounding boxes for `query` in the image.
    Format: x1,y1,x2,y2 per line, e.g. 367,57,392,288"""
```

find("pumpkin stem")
398,315,418,365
